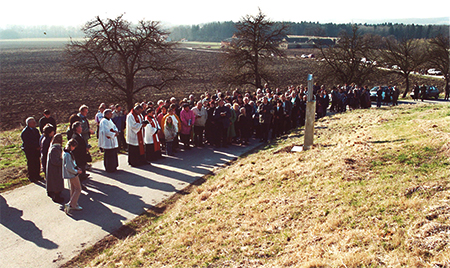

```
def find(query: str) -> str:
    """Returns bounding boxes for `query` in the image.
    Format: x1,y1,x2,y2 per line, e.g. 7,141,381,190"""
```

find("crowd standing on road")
21,82,408,215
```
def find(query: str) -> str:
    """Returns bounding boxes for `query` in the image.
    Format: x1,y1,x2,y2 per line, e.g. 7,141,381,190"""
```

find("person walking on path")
46,133,64,204
63,139,83,214
21,117,42,182
99,109,119,172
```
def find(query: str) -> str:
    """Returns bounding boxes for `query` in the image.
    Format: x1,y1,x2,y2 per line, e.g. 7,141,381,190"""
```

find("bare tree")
221,9,289,89
427,34,450,97
380,36,426,98
318,25,379,86
65,15,182,110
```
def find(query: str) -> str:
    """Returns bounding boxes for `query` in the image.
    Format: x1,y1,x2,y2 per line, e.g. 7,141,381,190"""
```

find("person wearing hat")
99,109,119,172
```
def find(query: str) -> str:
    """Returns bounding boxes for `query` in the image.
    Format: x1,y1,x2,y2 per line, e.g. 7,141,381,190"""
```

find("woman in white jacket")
63,138,82,215
99,109,119,172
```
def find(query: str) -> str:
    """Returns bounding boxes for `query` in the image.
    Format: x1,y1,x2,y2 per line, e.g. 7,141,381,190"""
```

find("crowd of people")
21,82,397,215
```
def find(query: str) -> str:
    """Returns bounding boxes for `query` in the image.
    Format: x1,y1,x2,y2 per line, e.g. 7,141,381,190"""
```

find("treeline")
169,21,449,42
1,21,448,41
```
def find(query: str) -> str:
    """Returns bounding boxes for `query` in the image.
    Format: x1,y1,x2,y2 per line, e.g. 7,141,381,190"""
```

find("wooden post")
303,74,315,150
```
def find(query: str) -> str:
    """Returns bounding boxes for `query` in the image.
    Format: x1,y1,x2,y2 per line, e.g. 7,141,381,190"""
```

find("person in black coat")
273,100,284,138
299,96,307,126
39,124,55,176
205,101,216,145
258,97,274,142
281,94,292,133
213,99,231,147
376,87,383,108
21,117,42,182
71,121,89,180
420,84,427,102
290,92,301,128
413,83,420,101
236,107,252,145
38,109,57,134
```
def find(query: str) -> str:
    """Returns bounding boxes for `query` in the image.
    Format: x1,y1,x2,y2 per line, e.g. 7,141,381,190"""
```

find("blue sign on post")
307,74,314,102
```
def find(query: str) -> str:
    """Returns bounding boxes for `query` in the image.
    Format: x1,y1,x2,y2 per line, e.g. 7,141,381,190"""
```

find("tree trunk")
446,76,450,93
126,93,134,112
403,73,410,98
126,76,134,112
254,55,261,89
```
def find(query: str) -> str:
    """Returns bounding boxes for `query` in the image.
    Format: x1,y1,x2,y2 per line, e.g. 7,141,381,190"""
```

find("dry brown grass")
84,103,450,267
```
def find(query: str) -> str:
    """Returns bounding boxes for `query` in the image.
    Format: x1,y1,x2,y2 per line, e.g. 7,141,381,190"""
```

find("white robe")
98,118,118,149
144,117,160,145
126,113,144,146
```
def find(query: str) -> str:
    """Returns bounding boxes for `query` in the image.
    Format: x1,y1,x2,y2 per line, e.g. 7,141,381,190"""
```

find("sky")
2,0,449,28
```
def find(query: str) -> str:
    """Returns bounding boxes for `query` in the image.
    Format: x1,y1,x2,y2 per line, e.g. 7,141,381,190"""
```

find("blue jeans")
166,141,173,155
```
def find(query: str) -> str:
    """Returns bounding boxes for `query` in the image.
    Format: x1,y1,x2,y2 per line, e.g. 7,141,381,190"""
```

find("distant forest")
1,21,448,41
169,21,450,42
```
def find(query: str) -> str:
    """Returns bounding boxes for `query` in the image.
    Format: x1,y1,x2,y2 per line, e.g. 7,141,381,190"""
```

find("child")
63,138,83,214
164,117,177,156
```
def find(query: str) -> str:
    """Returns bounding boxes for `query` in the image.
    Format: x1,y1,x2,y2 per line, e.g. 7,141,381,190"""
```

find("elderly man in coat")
21,117,42,182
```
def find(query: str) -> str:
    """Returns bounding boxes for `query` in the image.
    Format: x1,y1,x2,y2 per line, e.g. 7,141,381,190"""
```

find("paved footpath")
0,142,260,268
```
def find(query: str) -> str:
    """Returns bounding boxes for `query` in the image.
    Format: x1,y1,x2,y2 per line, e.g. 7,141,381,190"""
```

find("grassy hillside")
71,103,450,267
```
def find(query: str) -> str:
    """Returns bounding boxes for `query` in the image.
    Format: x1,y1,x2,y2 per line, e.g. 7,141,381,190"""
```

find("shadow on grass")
368,138,407,144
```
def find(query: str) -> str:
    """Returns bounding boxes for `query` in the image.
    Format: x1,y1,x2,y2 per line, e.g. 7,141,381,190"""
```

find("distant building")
221,34,239,48
279,35,337,49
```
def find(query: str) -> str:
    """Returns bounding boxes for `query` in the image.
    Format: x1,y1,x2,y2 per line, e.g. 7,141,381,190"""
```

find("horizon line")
1,16,449,29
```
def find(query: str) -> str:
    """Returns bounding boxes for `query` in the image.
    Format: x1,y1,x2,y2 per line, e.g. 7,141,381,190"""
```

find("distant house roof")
281,35,337,49
284,36,309,43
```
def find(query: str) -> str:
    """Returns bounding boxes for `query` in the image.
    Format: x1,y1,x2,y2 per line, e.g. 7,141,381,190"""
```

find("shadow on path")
0,195,58,249
90,168,178,192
